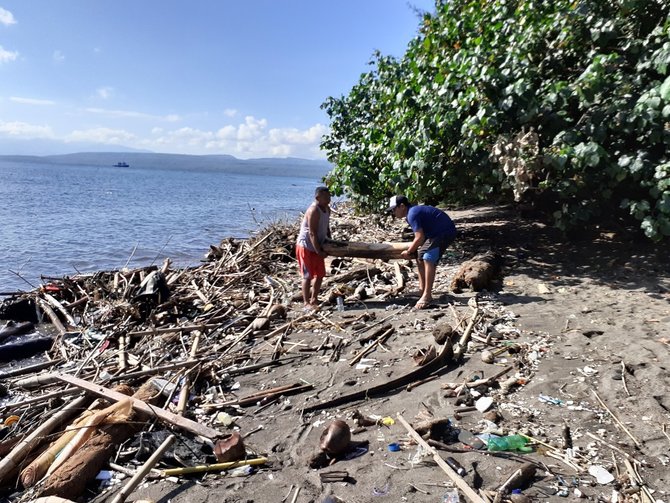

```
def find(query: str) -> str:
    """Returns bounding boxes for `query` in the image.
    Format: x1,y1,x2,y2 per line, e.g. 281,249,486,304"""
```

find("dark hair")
315,186,330,196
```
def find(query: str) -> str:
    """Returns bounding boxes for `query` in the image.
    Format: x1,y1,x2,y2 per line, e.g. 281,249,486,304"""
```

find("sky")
0,1,435,159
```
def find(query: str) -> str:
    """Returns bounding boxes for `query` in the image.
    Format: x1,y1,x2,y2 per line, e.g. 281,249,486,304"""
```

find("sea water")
0,159,327,293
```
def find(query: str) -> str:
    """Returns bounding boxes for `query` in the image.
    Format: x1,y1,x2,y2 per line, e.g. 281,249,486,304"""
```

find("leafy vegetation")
321,0,670,240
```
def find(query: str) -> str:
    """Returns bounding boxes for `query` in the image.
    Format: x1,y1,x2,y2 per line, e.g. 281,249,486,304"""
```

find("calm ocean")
0,159,326,293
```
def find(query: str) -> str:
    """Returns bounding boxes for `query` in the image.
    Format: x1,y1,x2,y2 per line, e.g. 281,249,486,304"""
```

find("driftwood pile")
0,210,425,501
0,207,658,503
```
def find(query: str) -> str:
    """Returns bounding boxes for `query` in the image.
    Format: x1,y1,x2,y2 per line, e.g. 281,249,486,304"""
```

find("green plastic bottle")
486,434,533,452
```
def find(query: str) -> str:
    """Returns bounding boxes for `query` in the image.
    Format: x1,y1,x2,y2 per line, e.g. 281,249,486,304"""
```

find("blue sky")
0,1,434,159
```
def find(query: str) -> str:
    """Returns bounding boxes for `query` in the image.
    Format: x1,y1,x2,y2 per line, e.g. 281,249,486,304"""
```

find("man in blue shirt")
386,195,457,309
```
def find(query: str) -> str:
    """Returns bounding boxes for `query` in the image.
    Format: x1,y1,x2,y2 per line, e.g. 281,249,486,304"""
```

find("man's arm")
307,206,327,256
401,228,425,258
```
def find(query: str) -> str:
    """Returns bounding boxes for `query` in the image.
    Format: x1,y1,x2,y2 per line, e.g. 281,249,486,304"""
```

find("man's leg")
302,277,312,306
416,260,437,309
310,276,324,306
416,260,426,297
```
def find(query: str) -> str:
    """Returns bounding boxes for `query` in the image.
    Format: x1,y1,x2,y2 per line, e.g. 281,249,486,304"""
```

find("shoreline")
0,204,669,502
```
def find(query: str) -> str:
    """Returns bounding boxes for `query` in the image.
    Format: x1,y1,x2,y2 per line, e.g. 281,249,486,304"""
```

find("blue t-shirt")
407,205,456,240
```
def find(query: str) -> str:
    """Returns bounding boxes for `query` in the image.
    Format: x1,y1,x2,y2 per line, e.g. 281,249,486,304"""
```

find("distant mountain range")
0,151,333,180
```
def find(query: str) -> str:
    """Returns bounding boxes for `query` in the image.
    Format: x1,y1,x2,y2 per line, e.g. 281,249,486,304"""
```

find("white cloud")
10,96,56,106
0,115,328,159
0,7,16,25
237,116,267,141
269,124,328,145
0,45,18,63
85,107,181,122
0,120,54,138
65,127,137,144
96,87,114,100
223,108,237,117
52,50,65,63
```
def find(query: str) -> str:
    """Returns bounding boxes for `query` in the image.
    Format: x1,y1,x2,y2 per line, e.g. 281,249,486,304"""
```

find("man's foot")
414,298,435,310
303,303,320,312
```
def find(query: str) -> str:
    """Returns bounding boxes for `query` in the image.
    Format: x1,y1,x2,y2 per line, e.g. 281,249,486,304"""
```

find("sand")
96,205,670,503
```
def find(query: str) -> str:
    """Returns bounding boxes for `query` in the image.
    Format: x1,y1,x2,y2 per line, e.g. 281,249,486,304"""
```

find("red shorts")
296,245,326,280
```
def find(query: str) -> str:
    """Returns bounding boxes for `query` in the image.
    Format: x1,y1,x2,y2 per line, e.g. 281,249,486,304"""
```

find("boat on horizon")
114,161,130,167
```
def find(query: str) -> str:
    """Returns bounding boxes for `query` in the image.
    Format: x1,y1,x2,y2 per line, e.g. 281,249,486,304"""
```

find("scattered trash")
588,465,615,485
486,435,533,453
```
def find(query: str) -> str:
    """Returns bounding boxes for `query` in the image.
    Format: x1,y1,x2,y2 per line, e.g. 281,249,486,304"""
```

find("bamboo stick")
348,327,394,366
43,293,77,327
0,358,64,380
36,298,67,336
591,389,642,449
0,388,83,412
396,413,486,503
176,332,201,414
159,457,268,477
108,358,206,383
454,307,480,360
110,434,175,503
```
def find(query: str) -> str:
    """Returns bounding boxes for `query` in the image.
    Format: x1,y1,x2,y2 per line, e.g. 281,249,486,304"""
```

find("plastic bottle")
336,296,345,311
486,434,533,453
445,456,466,476
442,489,460,502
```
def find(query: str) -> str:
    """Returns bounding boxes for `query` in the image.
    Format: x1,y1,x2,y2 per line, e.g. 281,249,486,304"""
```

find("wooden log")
451,252,503,293
49,373,223,440
323,240,411,260
0,395,91,485
38,382,159,498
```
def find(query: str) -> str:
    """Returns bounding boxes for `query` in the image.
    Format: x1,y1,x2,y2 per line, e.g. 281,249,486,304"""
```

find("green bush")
321,0,670,240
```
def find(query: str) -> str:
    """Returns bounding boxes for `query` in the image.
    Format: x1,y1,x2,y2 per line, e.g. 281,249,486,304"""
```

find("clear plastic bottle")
486,434,533,452
442,489,460,502
336,296,345,311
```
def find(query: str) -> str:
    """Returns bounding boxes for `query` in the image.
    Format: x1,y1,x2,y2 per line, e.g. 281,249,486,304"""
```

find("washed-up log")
0,395,91,485
323,240,411,260
20,410,95,487
20,397,131,488
38,382,159,498
0,321,35,343
50,373,223,440
0,336,54,363
451,252,503,293
303,338,454,413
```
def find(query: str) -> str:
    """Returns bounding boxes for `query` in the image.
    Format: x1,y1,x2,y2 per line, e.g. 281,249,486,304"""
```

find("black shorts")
417,234,455,264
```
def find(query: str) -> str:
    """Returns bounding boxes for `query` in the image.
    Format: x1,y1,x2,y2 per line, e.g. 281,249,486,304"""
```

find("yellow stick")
160,457,268,477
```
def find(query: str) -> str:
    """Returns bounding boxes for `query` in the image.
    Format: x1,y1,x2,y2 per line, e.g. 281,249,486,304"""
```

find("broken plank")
49,373,223,440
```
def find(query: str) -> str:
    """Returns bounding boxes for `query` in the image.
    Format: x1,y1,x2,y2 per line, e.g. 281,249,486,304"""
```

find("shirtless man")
295,186,331,309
